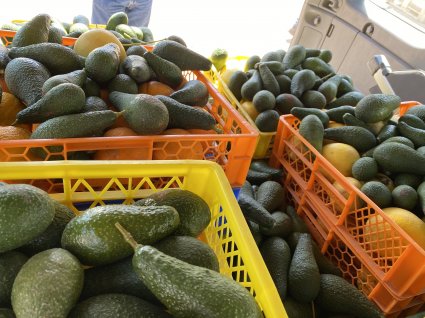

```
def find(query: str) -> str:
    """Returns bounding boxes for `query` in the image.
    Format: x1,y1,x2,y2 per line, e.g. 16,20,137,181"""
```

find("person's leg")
92,0,127,25
126,0,153,27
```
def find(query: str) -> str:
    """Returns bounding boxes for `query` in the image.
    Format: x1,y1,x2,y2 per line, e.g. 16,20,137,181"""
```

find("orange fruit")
93,127,150,160
138,81,175,96
153,128,204,160
0,126,37,161
0,92,26,126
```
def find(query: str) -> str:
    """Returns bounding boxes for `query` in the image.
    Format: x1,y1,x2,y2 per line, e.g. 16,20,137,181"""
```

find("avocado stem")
115,222,139,250
212,126,223,134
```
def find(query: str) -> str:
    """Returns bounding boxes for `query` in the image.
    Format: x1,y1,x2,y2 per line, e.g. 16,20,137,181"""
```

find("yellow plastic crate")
0,160,287,318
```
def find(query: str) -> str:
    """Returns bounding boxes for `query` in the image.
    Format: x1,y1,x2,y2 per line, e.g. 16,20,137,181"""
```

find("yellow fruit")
322,143,360,177
73,29,126,62
364,207,425,258
333,177,363,199
240,101,259,121
218,68,238,92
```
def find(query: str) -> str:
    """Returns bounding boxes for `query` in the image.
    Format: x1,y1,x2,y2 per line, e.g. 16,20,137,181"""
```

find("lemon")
322,143,360,177
240,101,259,121
364,207,425,258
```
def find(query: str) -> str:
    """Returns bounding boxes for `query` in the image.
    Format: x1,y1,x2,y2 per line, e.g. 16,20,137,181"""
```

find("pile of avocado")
0,184,262,317
238,160,385,318
225,44,364,133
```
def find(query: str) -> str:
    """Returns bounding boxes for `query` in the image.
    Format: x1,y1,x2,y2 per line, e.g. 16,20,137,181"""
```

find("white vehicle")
291,0,425,102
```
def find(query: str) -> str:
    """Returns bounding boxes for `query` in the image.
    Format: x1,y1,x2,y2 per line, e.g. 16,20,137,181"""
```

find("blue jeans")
91,0,152,27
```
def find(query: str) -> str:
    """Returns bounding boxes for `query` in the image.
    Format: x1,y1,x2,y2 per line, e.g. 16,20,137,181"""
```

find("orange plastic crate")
0,53,258,187
269,103,425,317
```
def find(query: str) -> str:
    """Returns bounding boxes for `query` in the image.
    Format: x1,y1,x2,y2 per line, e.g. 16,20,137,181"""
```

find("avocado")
352,157,378,181
85,43,121,83
373,142,425,175
140,27,154,42
226,70,248,101
416,181,425,215
18,201,74,256
169,80,209,106
4,57,50,106
126,45,148,57
69,23,89,34
134,189,211,237
156,95,219,132
42,69,86,95
82,77,101,97
260,50,283,62
153,235,219,271
256,61,284,74
238,193,276,229
256,180,285,212
315,274,383,318
106,12,128,30
291,107,329,127
80,256,158,303
61,205,180,266
143,51,183,88
120,55,152,84
290,69,316,98
255,109,279,132
376,124,399,142
48,26,63,44
11,13,51,47
325,105,356,123
288,233,320,302
0,44,10,72
355,94,401,123
394,173,422,188
275,74,291,94
275,93,304,114
0,251,28,307
75,81,97,106
326,91,364,109
258,63,280,96
0,184,55,253
391,185,418,210
299,114,324,153
318,75,342,103
302,57,335,77
9,43,85,75
319,49,333,63
324,126,377,153
405,104,425,121
287,232,342,276
241,70,262,101
398,121,425,148
69,293,172,318
30,110,118,158
300,90,327,109
399,114,425,130
246,169,272,186
259,236,291,300
152,40,212,71
130,243,262,318
337,78,355,96
252,90,276,112
283,297,314,318
361,181,392,208
240,180,255,199
259,211,292,237
283,45,306,70
15,83,86,124
11,248,84,318
245,55,261,71
115,24,137,39
108,74,138,94
109,92,169,135
286,206,309,233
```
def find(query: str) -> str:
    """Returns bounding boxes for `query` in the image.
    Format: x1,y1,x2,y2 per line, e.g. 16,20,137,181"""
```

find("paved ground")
1,0,304,58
